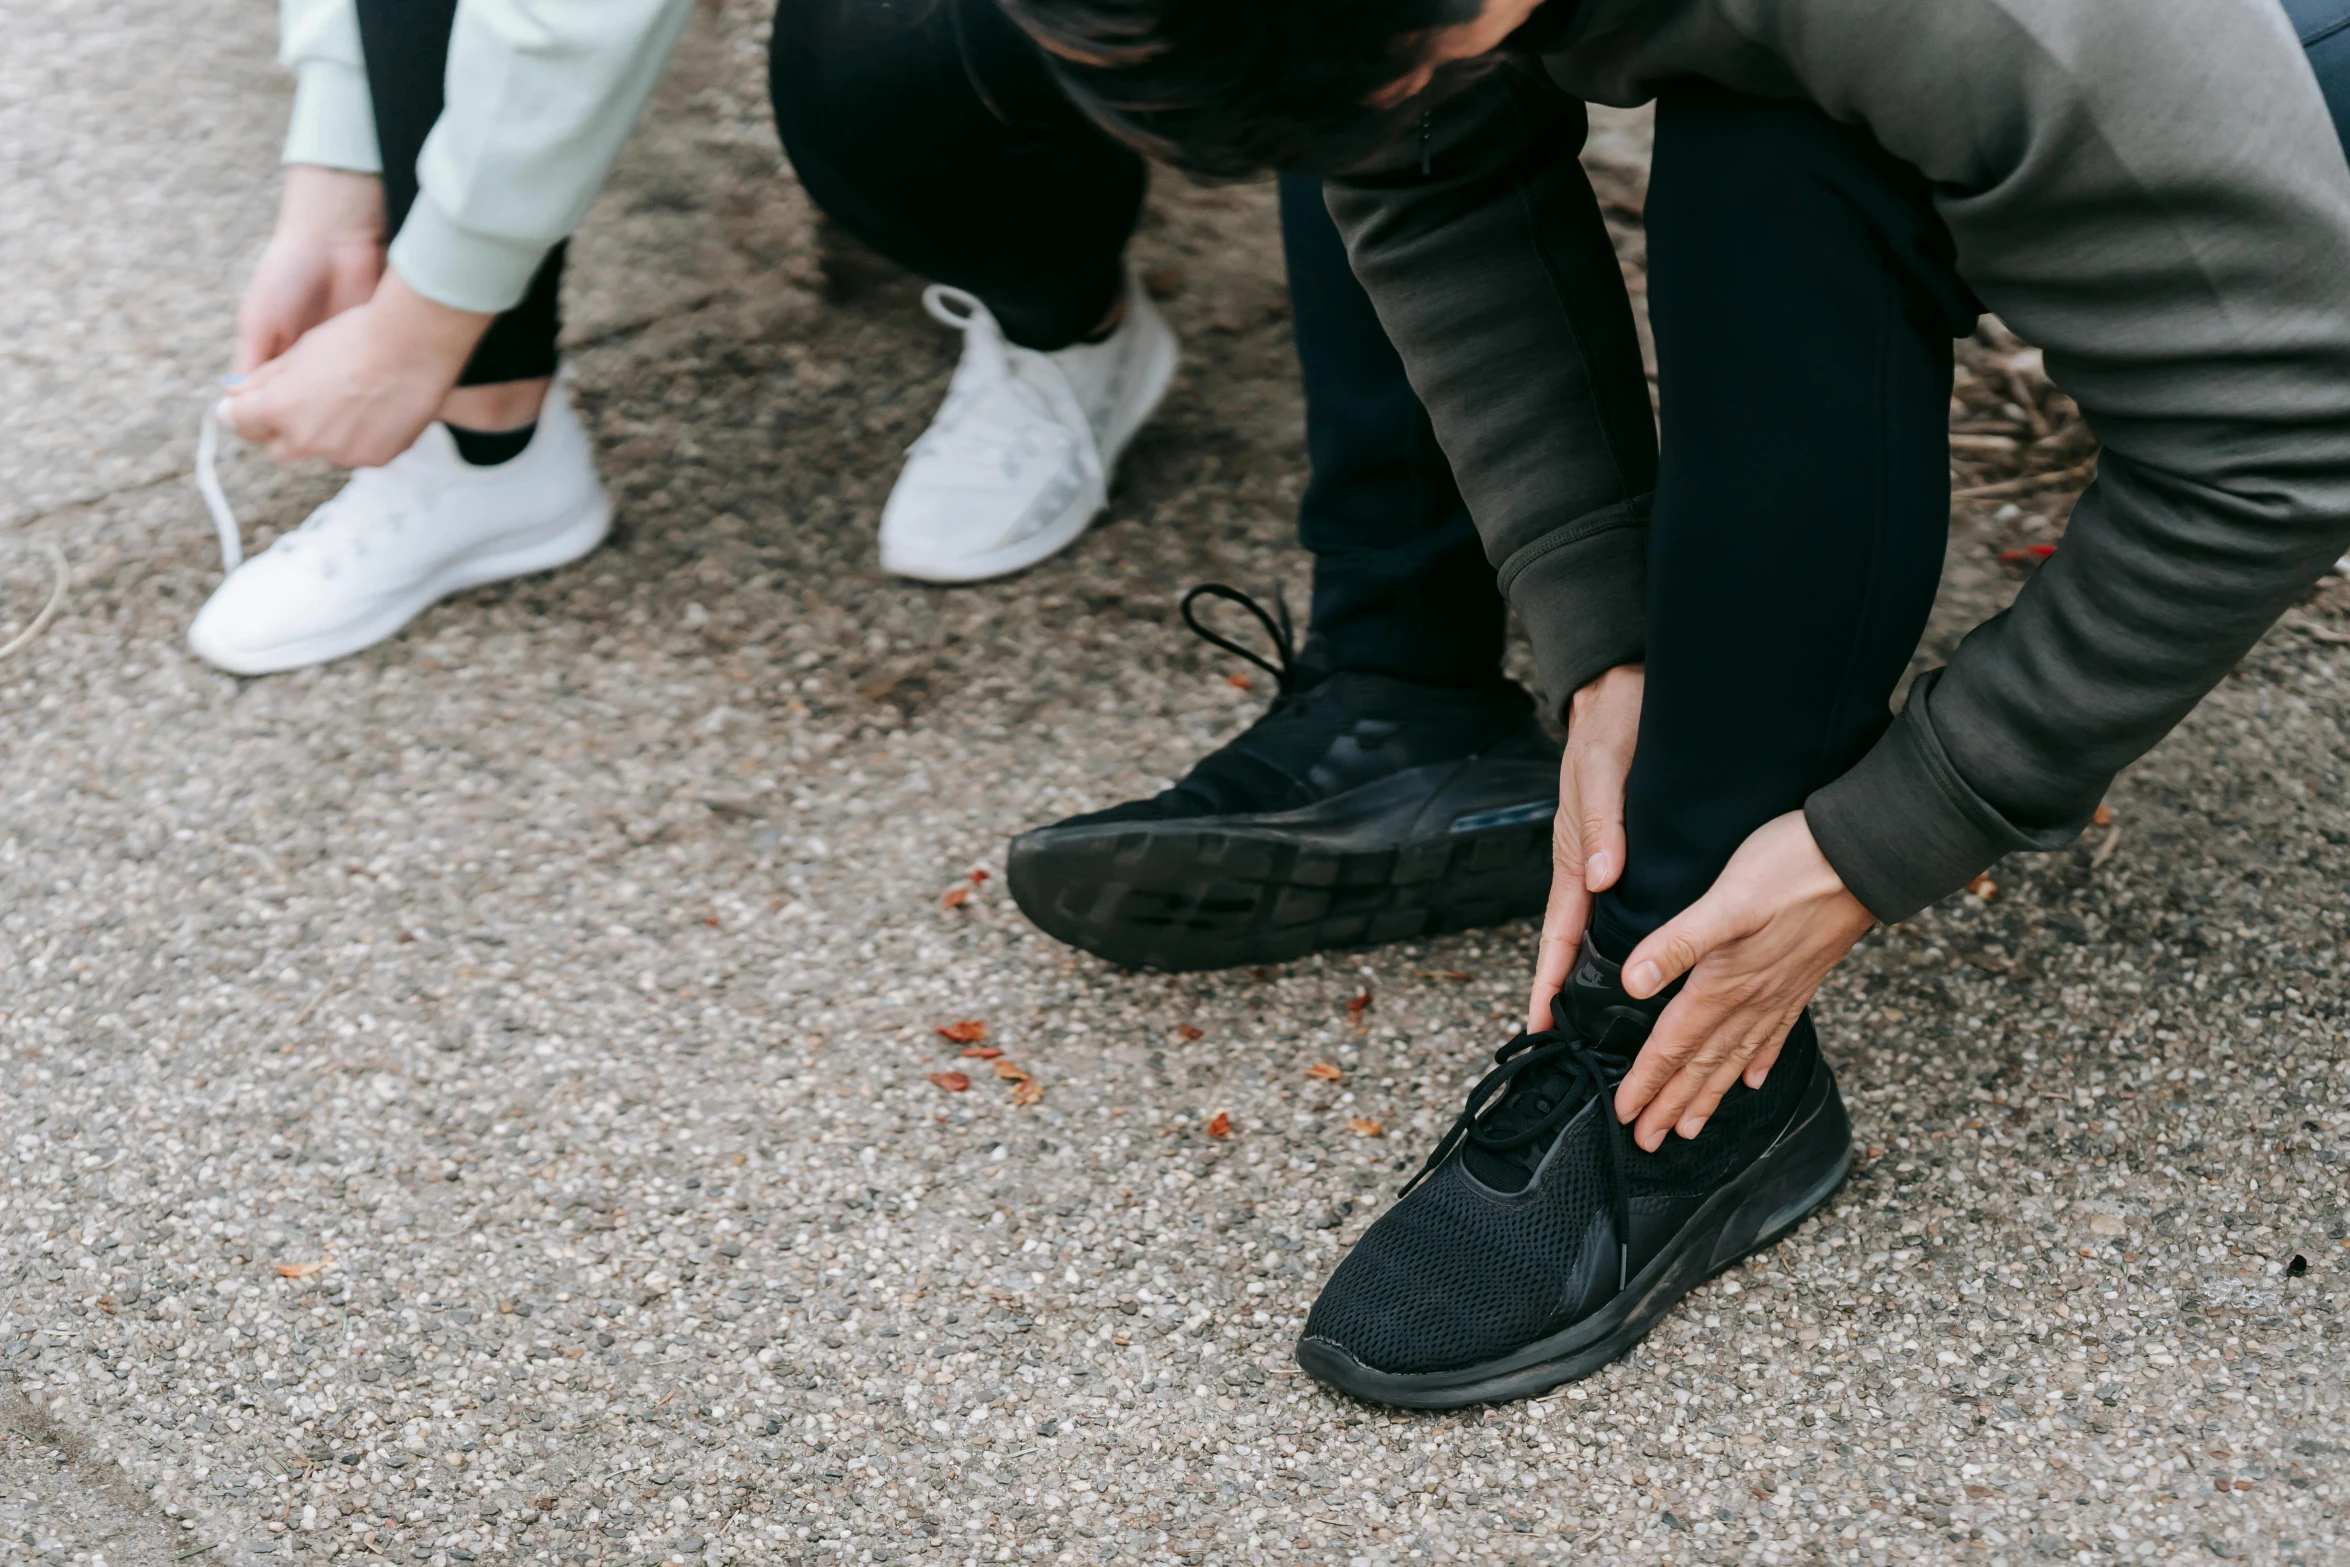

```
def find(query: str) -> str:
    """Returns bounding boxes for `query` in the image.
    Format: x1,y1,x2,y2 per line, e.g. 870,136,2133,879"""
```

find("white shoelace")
195,400,244,572
913,286,1105,493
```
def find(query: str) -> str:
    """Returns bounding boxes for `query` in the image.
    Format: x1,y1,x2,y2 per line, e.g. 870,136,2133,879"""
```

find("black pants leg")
1589,88,1979,953
770,0,1503,681
353,0,564,385
1280,174,1506,687
768,0,1142,351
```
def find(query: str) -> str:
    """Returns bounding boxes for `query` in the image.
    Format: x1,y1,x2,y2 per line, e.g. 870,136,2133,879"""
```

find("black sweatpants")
1583,88,1978,953
353,0,565,385
768,0,1504,685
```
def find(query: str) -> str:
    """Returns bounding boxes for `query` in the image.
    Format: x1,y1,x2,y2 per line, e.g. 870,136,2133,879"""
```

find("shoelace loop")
195,400,244,572
1179,583,1298,698
1399,1000,1639,1291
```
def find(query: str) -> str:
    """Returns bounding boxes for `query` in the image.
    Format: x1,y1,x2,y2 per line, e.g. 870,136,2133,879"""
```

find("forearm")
392,0,699,315
1325,63,1658,716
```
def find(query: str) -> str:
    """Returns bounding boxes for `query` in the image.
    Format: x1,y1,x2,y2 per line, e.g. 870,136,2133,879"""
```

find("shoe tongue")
1461,1051,1602,1193
1460,938,1663,1194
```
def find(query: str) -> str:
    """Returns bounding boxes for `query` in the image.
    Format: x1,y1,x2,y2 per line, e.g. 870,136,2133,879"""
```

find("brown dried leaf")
936,1020,987,1044
941,884,971,910
1304,1062,1344,1082
1176,1024,1204,1042
960,1045,1003,1060
1413,968,1474,982
1205,1111,1233,1139
1348,1117,1384,1138
274,1258,328,1279
1345,993,1372,1018
992,1059,1031,1082
1010,1079,1046,1107
2092,803,2113,828
927,1072,971,1093
1965,874,1998,901
1225,673,1253,690
969,867,991,884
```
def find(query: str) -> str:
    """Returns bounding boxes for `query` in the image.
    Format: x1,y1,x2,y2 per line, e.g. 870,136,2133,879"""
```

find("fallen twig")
1950,461,2097,501
0,536,68,662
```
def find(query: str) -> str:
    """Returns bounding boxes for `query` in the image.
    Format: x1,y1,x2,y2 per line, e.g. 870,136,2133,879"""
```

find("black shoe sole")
1006,757,1558,972
1296,1049,1852,1409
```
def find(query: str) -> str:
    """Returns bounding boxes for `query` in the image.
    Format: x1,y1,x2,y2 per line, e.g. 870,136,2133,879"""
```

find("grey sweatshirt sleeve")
1323,67,1660,710
1750,0,2350,920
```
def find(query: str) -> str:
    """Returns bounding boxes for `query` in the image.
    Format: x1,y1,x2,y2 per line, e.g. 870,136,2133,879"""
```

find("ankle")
440,378,550,432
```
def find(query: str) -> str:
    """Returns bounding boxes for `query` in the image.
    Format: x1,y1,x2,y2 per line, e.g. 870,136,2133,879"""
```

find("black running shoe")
1296,937,1852,1408
1007,585,1560,973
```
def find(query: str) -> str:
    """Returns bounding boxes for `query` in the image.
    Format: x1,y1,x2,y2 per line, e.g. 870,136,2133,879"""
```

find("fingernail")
220,373,246,390
1678,1116,1706,1140
1628,960,1661,995
1585,851,1612,886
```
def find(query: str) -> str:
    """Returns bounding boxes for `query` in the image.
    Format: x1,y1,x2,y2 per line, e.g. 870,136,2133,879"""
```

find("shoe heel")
1707,1058,1852,1270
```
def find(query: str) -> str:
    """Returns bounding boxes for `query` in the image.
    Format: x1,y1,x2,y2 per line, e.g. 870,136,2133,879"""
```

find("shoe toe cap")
1301,1165,1601,1379
186,556,349,672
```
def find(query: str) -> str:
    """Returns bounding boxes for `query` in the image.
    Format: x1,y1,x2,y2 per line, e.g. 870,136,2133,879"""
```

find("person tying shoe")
1006,0,2350,1402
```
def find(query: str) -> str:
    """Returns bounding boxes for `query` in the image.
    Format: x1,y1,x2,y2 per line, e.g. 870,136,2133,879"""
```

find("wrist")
370,269,495,377
1569,663,1643,726
276,165,386,248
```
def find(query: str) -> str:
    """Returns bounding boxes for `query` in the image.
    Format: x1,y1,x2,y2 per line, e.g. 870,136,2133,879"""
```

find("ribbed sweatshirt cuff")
283,60,382,175
1804,669,2041,923
386,192,551,317
1497,496,1652,719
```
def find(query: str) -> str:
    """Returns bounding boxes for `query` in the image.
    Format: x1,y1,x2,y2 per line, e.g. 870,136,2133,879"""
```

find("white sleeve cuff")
281,59,382,174
386,191,552,316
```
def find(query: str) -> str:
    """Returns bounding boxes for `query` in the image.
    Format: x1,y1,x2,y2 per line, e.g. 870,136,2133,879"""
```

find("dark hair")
1004,0,1488,178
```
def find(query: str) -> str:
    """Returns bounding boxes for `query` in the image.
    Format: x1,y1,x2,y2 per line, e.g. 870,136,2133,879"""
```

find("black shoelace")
1400,1003,1639,1291
1181,583,1298,699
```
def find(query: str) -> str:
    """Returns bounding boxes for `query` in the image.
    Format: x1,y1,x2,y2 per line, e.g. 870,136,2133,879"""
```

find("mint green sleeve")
279,0,381,174
388,0,699,315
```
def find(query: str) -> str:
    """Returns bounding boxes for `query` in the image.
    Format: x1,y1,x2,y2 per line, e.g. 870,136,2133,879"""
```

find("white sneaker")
188,374,610,675
878,278,1179,582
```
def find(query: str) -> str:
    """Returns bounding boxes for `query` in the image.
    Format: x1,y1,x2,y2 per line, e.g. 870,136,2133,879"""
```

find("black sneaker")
1007,585,1560,973
1295,937,1852,1408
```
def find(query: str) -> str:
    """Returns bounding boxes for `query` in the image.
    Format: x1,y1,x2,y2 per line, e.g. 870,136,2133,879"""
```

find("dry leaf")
2092,803,2113,827
941,885,971,910
1225,673,1253,690
1965,874,1998,901
1176,1024,1204,1042
960,1045,1003,1060
1345,993,1372,1018
1305,1062,1344,1082
936,1020,987,1044
1205,1111,1233,1139
927,1072,971,1093
1010,1079,1046,1107
968,868,991,884
1348,1117,1384,1138
274,1258,328,1279
1414,968,1473,982
1965,1486,1992,1500
992,1059,1031,1082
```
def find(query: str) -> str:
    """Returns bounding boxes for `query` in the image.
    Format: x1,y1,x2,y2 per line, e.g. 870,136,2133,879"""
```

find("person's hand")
224,270,492,467
1526,664,1643,1030
233,166,388,374
1611,810,1877,1151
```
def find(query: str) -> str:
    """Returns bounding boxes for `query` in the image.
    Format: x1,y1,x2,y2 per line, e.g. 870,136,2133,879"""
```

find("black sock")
446,421,537,466
1586,900,1644,964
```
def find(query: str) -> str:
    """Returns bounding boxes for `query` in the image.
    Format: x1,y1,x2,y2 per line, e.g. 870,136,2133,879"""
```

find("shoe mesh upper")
1303,1019,1820,1376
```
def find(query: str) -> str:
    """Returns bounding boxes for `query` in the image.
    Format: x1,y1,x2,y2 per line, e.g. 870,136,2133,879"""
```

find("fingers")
1574,742,1630,894
1526,840,1590,1031
1619,978,1743,1147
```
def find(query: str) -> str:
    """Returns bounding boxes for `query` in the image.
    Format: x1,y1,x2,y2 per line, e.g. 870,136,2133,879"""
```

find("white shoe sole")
187,492,611,676
879,324,1181,585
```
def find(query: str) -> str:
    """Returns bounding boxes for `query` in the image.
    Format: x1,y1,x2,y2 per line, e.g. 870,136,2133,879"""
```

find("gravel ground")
4,4,2348,1567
